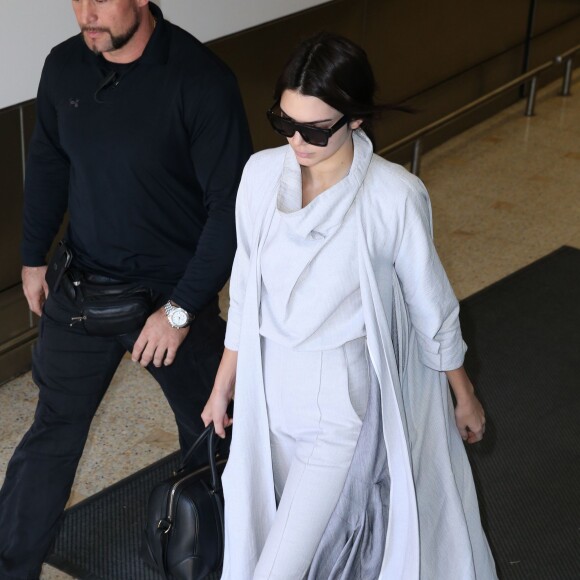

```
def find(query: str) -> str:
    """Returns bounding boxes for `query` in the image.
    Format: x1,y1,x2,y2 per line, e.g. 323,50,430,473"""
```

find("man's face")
72,0,142,56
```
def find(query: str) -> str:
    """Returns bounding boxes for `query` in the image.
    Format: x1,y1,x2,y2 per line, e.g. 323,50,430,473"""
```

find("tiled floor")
0,73,578,579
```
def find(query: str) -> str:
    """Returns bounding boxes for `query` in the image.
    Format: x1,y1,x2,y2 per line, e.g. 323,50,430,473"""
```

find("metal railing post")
411,139,422,176
520,0,538,98
376,43,578,166
561,57,573,96
525,76,538,116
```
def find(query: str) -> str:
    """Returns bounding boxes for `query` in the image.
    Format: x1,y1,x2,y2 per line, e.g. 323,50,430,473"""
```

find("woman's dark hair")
273,32,405,148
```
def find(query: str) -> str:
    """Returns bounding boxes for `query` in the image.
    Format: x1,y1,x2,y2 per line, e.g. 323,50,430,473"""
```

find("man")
0,1,252,578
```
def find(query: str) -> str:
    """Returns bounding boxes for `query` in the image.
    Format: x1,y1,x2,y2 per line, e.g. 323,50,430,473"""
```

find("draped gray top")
259,139,370,350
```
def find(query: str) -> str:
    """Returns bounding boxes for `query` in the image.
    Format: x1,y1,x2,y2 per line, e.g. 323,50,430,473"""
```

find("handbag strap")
207,427,222,492
176,424,227,491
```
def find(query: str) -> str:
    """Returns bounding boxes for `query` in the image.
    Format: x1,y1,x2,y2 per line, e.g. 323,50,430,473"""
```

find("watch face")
171,309,189,327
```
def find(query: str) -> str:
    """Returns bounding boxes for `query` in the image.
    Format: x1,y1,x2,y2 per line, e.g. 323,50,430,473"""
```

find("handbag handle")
176,424,227,491
207,427,222,493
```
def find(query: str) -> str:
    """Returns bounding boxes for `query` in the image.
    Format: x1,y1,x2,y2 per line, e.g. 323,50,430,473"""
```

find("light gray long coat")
221,131,497,579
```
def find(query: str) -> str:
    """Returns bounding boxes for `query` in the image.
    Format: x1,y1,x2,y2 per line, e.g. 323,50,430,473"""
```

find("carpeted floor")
47,452,184,580
47,246,580,580
461,245,580,579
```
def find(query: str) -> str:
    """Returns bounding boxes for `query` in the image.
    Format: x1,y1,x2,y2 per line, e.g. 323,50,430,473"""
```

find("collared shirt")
21,2,252,313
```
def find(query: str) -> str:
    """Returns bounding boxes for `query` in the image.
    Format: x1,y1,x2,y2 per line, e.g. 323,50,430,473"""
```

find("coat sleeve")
393,178,466,371
223,157,255,351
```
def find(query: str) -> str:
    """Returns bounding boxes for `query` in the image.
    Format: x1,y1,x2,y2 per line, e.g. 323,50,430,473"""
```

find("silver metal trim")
378,43,580,176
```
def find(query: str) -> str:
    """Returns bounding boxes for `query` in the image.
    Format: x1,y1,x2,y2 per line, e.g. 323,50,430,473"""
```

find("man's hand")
22,266,49,316
132,306,189,367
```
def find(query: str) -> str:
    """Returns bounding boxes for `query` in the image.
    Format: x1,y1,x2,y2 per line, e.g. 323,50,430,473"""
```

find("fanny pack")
46,241,154,336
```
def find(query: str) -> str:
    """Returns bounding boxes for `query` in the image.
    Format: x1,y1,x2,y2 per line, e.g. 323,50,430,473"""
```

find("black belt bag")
46,241,154,336
66,271,154,336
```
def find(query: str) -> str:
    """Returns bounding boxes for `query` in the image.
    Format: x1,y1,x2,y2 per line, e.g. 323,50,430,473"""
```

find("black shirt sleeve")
21,54,70,266
170,68,252,314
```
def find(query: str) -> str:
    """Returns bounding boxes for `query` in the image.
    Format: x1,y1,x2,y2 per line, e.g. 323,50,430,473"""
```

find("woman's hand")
445,366,486,444
202,385,234,439
201,348,238,438
454,393,486,444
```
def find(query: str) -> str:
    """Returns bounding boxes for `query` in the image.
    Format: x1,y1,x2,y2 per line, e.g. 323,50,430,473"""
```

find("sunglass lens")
268,114,295,137
300,129,327,147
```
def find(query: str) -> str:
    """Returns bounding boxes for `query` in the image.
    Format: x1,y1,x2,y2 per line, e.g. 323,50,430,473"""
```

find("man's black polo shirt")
22,3,252,313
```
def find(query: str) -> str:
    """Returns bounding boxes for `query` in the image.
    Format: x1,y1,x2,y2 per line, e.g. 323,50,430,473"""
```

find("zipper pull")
70,316,86,326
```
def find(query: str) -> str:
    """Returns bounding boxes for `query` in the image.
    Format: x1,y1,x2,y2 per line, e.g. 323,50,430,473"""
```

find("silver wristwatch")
164,301,194,329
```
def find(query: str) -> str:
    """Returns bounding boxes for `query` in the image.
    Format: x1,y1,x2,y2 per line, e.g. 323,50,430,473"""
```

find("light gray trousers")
254,336,370,580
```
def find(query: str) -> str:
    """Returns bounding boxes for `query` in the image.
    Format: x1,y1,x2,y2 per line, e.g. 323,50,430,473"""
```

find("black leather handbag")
141,425,228,580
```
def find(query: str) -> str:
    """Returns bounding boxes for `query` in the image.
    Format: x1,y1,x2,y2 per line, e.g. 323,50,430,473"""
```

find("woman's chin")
294,152,316,166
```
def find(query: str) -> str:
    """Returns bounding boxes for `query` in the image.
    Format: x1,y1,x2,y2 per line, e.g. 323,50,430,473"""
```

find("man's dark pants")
0,285,225,580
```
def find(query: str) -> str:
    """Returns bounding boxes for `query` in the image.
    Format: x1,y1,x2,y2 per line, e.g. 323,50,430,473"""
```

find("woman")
202,33,497,580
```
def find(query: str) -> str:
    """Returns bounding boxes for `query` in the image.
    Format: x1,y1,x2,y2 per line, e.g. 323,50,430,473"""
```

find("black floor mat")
47,246,580,579
47,452,177,579
461,246,580,579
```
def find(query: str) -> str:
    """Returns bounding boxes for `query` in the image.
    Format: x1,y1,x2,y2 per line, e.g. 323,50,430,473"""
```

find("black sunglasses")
266,107,348,147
